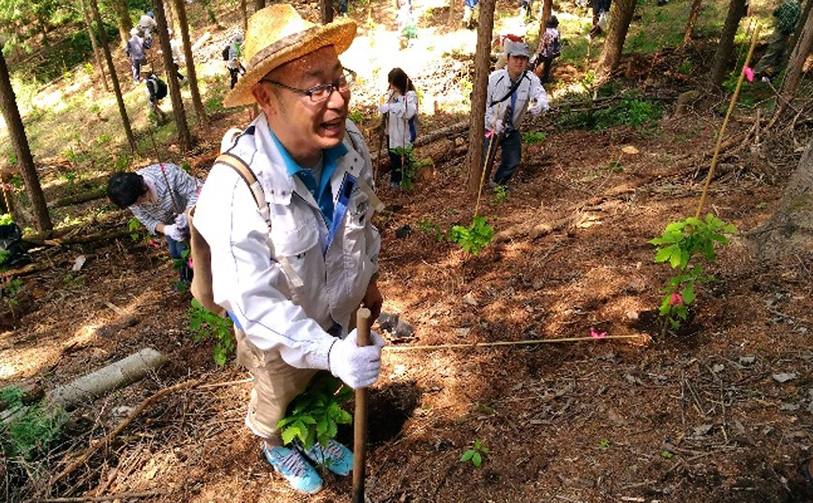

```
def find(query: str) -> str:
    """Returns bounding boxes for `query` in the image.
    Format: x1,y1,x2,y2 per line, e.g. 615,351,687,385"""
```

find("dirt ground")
3,1,813,502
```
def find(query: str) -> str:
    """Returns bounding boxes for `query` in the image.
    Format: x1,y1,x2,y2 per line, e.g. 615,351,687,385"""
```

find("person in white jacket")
378,67,418,189
194,5,383,495
484,40,549,187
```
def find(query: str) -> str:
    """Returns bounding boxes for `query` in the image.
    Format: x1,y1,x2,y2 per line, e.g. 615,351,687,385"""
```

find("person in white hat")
194,4,384,494
124,28,146,83
484,40,549,187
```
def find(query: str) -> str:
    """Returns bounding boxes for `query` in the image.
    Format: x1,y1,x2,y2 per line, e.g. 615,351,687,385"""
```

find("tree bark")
596,0,638,78
154,0,191,151
78,0,109,92
787,0,813,66
174,0,208,126
466,0,496,194
779,0,813,110
709,0,747,88
321,0,334,23
111,0,133,48
0,43,52,232
750,136,813,261
540,0,553,37
684,0,703,45
90,0,137,154
241,0,248,32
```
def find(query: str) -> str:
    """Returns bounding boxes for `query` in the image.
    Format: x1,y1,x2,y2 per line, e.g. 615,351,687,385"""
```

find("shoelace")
275,449,308,477
311,441,342,462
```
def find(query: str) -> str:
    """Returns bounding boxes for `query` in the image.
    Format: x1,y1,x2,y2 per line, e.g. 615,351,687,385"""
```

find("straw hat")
223,4,357,108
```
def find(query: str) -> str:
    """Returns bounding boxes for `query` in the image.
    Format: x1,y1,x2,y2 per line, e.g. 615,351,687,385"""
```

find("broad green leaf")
655,246,675,263
472,452,482,467
460,450,474,462
281,426,298,445
681,283,696,305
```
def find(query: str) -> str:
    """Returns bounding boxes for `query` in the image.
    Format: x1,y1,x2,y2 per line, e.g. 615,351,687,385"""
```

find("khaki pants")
235,328,318,440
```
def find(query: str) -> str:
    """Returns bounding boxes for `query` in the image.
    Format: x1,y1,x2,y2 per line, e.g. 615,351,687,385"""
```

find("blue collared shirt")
268,131,348,229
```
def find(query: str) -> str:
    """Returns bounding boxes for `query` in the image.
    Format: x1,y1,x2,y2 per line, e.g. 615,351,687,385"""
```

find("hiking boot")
262,445,323,494
301,440,354,476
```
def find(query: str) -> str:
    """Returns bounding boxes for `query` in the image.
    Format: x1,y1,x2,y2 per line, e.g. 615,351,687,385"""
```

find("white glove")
163,223,186,242
530,97,549,117
378,104,390,114
328,330,385,389
174,212,188,229
491,119,504,135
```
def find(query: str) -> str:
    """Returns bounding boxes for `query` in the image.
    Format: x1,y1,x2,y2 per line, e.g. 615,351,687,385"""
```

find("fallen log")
47,348,167,411
22,209,130,245
51,187,107,208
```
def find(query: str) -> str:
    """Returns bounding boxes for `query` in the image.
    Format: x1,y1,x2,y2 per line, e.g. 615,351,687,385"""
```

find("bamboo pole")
694,26,760,219
384,334,643,352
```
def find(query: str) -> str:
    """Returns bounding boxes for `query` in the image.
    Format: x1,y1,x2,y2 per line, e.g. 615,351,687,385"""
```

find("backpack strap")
214,152,271,229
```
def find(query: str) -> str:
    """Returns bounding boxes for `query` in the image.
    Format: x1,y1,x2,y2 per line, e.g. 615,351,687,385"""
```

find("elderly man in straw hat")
193,4,384,494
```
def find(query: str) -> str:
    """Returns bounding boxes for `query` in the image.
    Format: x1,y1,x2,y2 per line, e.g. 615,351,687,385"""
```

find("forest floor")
2,0,813,502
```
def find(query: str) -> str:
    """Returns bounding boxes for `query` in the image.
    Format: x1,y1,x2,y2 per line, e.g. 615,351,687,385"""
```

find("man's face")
254,46,349,161
507,54,528,78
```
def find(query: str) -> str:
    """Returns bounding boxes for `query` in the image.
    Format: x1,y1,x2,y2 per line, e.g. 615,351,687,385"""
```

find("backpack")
550,34,562,58
188,153,270,316
222,45,230,61
148,76,168,100
408,116,418,143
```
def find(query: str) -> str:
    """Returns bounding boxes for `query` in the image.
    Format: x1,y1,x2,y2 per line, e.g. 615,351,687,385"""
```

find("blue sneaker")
301,440,354,476
262,445,323,494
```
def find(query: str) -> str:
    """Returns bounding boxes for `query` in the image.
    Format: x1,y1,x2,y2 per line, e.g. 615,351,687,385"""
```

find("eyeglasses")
261,69,356,103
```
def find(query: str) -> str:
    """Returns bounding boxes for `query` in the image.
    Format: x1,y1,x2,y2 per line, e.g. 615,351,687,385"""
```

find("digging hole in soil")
337,380,420,448
630,309,705,345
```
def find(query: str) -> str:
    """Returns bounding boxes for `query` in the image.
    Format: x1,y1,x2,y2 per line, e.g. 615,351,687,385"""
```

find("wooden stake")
694,26,760,219
352,308,372,503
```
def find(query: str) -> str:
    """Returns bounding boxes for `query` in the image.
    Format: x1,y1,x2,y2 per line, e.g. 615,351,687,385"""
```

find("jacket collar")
251,113,362,206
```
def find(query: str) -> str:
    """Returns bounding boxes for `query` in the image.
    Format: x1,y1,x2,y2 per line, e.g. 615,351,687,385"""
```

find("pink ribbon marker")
590,327,607,340
743,66,754,83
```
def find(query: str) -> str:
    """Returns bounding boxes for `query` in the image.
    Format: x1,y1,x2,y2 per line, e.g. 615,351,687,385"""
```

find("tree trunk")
0,43,52,232
709,0,747,88
466,0,496,194
241,0,248,32
90,0,137,154
540,0,553,37
321,0,334,23
751,137,813,261
111,0,133,48
779,0,813,109
787,0,813,66
154,0,191,151
684,0,703,45
174,0,207,126
596,0,638,78
79,0,109,92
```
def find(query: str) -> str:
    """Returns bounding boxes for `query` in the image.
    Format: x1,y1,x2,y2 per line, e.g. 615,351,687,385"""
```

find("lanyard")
325,173,357,254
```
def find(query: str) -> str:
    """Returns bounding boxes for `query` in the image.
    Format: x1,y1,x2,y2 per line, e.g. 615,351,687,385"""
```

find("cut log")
46,348,167,411
51,187,107,208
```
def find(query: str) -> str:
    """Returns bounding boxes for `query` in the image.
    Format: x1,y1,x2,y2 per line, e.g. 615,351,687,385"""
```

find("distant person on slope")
138,10,158,48
378,68,418,189
483,41,548,188
125,28,147,83
107,163,201,287
753,0,802,80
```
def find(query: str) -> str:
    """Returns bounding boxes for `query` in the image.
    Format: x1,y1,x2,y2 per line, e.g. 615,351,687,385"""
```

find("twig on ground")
37,490,167,502
384,334,644,352
48,380,199,491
